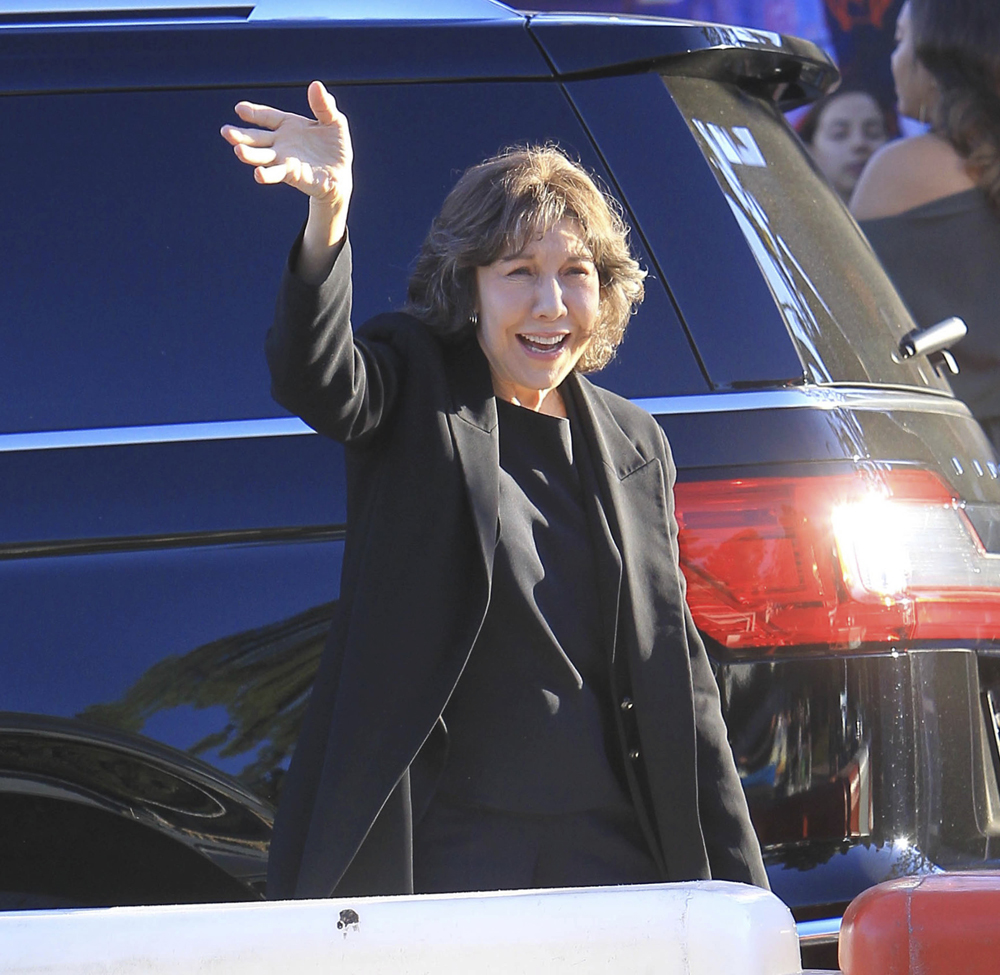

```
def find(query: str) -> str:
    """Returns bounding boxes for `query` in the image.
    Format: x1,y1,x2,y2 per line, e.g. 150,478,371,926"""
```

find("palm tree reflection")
80,602,336,805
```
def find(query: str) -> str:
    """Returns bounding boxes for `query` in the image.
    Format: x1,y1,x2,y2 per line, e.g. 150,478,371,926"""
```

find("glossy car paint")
3,5,1000,966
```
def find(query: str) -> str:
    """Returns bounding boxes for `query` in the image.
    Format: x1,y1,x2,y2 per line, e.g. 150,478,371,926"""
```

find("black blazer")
264,237,768,899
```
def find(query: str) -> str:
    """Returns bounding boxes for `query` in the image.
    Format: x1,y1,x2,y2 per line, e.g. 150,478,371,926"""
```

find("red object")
823,0,896,33
673,470,1000,652
839,874,1000,974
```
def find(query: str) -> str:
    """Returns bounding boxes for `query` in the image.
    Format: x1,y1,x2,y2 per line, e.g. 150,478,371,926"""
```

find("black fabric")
436,399,630,814
413,794,660,894
563,383,667,871
861,188,1000,434
264,233,768,900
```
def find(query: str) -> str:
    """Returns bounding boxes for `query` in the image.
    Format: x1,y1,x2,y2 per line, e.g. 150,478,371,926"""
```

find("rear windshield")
661,74,952,393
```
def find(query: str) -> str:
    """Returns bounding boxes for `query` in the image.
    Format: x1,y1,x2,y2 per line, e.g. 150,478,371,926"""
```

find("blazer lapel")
565,372,650,571
567,374,699,880
444,337,499,574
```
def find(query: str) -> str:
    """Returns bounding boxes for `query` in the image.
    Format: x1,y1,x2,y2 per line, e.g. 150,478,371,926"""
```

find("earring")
470,311,479,327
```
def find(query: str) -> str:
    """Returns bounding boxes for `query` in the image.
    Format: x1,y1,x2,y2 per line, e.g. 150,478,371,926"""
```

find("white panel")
0,881,801,975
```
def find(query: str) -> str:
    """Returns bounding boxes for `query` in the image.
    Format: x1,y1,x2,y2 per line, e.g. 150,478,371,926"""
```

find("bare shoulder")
850,134,976,220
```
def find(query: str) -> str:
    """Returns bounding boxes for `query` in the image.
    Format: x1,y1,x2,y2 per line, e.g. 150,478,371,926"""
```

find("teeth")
523,334,565,347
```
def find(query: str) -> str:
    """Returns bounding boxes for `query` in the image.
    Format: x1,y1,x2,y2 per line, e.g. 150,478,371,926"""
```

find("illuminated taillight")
674,470,1000,650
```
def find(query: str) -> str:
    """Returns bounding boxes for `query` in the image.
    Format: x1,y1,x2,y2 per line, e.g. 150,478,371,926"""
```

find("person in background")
851,0,1000,450
796,87,893,202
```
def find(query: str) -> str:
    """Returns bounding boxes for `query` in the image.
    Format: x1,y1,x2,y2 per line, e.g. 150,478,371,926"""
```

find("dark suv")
4,1,1000,967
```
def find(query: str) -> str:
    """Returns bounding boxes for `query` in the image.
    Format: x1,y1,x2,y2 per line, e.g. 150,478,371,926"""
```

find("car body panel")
4,7,1000,958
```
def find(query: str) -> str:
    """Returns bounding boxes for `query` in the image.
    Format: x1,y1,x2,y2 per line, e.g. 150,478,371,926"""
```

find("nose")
849,128,874,156
533,273,567,320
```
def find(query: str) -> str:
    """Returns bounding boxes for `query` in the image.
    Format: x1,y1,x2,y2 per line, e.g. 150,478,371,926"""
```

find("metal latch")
898,316,967,376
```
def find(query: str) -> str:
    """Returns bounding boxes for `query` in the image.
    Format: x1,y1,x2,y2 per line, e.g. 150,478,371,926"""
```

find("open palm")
221,80,353,211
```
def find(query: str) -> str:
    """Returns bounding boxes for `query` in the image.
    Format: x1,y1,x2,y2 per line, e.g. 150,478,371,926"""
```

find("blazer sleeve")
687,604,769,888
660,427,769,889
265,231,404,444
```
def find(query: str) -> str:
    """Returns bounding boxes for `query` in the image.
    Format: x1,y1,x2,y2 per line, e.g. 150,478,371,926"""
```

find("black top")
437,397,632,813
861,188,1000,427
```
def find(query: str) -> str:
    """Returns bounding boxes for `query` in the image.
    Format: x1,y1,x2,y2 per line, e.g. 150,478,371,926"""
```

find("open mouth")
517,333,569,355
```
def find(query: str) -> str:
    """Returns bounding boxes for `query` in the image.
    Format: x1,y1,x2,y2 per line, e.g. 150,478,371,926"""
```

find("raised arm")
221,80,352,284
222,83,401,443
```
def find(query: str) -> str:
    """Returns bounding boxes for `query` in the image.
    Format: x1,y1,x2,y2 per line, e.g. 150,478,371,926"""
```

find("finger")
234,100,291,130
254,163,289,185
221,124,277,148
235,144,278,166
307,80,339,125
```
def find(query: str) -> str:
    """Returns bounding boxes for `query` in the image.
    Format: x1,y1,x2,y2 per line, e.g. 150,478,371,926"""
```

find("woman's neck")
493,383,568,418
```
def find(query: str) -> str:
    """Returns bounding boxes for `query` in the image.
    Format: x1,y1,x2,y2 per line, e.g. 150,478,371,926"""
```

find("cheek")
477,287,519,338
891,40,908,70
892,47,923,106
482,318,513,357
583,282,602,328
813,138,843,171
813,137,833,161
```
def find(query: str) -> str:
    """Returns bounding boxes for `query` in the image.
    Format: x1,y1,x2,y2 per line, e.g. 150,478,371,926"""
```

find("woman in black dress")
222,82,766,899
852,0,1000,449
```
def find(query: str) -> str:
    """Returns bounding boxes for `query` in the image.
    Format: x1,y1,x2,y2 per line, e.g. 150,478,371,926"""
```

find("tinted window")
4,87,298,434
662,75,952,392
2,80,703,435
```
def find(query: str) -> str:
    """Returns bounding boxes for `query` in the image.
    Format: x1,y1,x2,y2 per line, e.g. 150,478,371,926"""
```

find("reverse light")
673,470,1000,651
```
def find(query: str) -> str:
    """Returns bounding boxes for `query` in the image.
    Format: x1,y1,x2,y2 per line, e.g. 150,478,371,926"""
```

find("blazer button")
620,696,634,711
629,749,640,761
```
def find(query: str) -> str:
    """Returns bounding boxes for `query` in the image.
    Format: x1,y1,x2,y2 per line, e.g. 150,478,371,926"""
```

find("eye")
505,264,533,277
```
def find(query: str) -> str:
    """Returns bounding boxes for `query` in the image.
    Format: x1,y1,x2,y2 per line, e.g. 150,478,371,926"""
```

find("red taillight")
674,469,1000,651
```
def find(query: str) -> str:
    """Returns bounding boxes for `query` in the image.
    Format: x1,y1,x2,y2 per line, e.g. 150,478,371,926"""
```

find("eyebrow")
496,248,595,263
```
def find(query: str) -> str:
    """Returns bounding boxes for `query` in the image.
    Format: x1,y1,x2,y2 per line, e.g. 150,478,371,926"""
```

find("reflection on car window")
690,115,835,385
662,75,949,393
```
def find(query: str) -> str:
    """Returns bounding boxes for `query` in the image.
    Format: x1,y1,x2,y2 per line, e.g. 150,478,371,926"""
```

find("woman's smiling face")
475,218,600,414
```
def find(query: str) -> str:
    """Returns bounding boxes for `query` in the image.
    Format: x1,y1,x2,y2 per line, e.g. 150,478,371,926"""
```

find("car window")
4,87,297,434
1,80,703,435
660,74,953,393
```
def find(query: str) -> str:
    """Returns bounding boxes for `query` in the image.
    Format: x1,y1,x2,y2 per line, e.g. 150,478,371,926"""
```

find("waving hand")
222,81,353,279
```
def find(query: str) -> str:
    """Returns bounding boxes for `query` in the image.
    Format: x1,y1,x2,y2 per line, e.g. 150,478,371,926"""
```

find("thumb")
308,80,338,125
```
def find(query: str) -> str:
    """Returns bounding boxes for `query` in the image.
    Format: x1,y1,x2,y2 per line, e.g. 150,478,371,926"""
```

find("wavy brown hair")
911,0,1000,210
406,145,646,373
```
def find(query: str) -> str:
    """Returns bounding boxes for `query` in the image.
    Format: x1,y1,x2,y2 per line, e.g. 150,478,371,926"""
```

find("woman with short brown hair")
222,82,766,898
405,144,645,373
